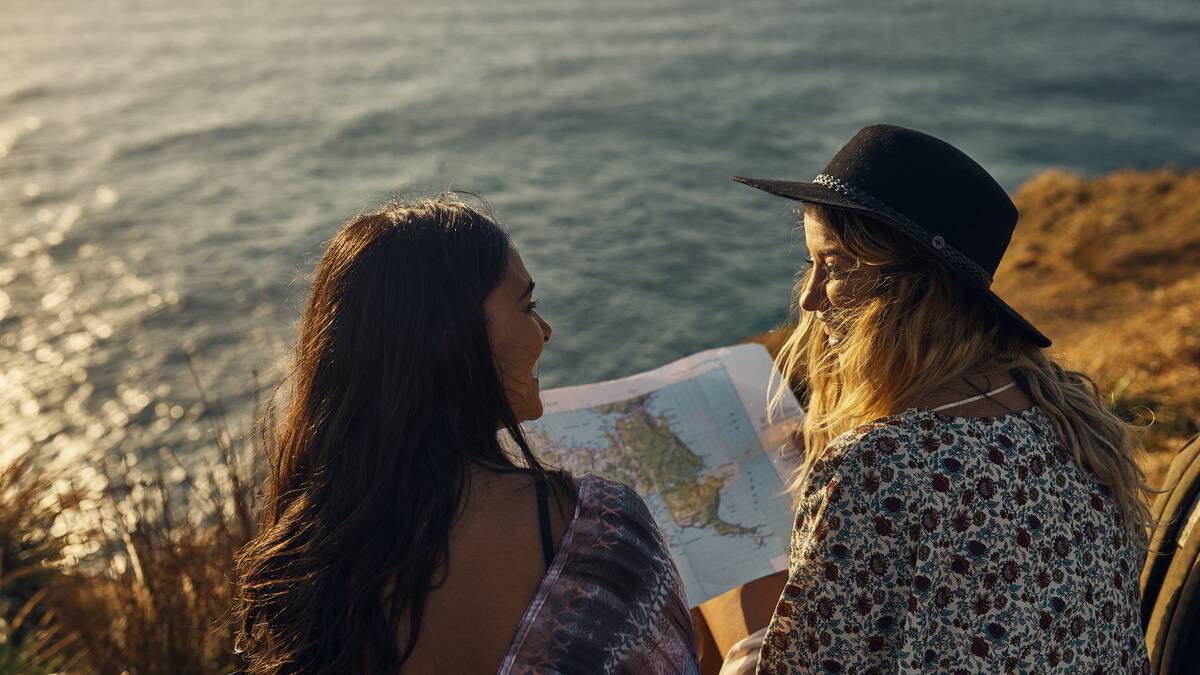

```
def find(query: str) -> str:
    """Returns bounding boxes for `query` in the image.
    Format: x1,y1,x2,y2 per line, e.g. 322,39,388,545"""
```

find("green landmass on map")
541,394,756,536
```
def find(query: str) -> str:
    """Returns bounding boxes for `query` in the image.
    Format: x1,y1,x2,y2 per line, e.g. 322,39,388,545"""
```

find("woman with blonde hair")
732,125,1152,672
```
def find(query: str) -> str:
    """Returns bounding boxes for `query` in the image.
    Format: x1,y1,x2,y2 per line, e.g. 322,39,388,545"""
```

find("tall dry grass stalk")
1,357,270,674
0,452,82,673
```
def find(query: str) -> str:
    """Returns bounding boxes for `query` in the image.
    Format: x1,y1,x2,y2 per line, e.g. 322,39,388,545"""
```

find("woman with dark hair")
232,194,699,674
727,125,1152,672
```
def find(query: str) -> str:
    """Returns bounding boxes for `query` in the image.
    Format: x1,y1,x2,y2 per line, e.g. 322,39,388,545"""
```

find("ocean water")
2,0,1199,469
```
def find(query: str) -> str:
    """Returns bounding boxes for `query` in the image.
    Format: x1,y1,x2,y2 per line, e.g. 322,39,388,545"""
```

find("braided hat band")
812,174,995,289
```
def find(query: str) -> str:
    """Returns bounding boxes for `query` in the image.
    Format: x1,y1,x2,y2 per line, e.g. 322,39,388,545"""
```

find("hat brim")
974,282,1053,349
733,176,881,219
733,175,1053,349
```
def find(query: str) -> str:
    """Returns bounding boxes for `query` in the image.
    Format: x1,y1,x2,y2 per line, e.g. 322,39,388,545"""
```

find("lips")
818,313,843,339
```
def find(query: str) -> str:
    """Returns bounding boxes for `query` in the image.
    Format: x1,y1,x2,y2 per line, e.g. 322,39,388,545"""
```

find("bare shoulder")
396,469,577,673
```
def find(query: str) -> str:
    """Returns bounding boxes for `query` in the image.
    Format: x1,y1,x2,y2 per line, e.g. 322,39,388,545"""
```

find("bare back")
397,470,577,674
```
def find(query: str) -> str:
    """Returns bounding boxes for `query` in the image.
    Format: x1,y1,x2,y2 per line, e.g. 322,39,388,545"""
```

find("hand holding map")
522,343,803,606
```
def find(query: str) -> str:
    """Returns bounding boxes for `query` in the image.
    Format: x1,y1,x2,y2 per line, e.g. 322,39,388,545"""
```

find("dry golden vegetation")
0,364,263,674
0,455,80,673
997,168,1200,483
750,168,1200,489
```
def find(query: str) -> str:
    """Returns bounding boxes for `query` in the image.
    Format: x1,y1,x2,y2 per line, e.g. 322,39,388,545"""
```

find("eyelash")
804,257,850,279
526,298,540,312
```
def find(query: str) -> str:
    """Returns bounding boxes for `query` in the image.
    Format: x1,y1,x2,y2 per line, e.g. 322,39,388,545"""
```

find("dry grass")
0,455,81,674
998,168,1200,486
0,360,267,674
47,453,257,675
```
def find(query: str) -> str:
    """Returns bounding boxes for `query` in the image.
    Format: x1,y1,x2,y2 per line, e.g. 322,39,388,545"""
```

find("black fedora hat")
733,123,1052,348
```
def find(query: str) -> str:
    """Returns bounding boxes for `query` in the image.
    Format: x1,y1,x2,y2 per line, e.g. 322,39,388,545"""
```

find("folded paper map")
523,343,803,606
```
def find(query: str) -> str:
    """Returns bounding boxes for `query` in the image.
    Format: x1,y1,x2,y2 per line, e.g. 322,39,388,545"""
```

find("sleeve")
756,429,926,675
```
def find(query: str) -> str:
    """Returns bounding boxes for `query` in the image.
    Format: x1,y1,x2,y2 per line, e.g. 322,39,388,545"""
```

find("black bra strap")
534,475,555,570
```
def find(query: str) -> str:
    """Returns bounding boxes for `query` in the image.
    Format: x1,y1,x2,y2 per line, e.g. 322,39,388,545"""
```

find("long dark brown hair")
233,194,562,673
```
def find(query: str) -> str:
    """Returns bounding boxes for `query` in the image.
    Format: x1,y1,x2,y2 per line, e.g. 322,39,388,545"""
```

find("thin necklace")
930,382,1017,412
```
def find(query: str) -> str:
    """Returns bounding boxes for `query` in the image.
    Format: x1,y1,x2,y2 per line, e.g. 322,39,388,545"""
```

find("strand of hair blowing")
770,204,1155,548
233,197,555,673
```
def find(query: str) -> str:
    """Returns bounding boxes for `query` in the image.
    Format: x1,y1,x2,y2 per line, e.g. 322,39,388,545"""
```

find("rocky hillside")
999,169,1200,480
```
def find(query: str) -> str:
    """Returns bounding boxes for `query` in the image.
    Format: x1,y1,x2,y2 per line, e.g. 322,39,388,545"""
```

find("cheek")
489,322,525,375
826,273,876,307
491,318,542,374
825,279,851,306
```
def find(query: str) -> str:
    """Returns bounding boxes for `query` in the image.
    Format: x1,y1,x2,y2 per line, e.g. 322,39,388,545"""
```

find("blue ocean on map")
3,0,1199,467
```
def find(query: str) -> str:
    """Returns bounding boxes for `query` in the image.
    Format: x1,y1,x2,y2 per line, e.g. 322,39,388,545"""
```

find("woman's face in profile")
799,208,879,345
484,248,553,422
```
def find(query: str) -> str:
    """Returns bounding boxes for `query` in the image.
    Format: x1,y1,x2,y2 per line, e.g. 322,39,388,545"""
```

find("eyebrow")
519,280,535,299
809,242,850,257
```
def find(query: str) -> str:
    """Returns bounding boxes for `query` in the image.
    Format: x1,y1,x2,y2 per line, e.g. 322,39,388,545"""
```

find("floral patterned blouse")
758,406,1150,674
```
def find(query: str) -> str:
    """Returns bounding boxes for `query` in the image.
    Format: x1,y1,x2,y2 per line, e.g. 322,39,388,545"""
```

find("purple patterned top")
500,474,700,675
759,406,1150,674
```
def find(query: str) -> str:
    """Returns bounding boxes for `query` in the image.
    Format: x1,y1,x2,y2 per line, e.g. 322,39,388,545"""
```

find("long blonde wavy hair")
770,203,1154,547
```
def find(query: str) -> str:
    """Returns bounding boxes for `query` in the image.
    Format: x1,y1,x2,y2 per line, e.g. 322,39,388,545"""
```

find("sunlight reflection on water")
0,127,232,485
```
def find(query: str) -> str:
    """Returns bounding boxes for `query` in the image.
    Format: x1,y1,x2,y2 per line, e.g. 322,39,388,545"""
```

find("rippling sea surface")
2,0,1198,470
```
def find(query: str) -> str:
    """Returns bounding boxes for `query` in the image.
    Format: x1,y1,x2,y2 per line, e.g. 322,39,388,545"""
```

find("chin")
523,399,545,422
511,388,544,423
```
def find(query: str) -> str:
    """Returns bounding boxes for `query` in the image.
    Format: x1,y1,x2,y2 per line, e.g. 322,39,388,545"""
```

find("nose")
538,313,552,343
798,267,827,313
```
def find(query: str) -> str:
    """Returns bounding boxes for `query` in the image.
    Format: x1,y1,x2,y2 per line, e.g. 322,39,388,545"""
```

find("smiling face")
798,207,881,345
484,247,553,423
